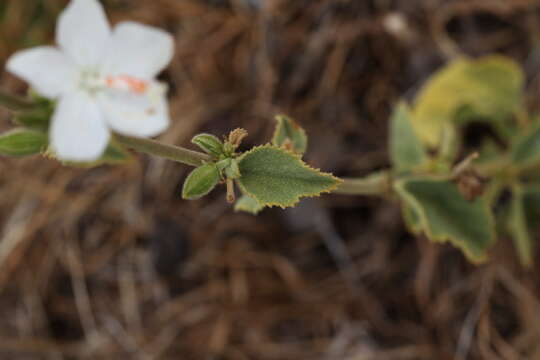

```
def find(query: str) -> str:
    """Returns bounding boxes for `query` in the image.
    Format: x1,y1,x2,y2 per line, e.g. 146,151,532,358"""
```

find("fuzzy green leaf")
0,128,48,156
390,102,428,173
237,145,340,208
234,194,265,215
192,133,224,157
182,163,220,200
507,186,533,267
272,115,308,155
412,56,524,147
395,177,496,262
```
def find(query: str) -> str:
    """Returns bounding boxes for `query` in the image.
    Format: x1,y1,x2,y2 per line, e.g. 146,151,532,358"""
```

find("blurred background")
1,0,540,359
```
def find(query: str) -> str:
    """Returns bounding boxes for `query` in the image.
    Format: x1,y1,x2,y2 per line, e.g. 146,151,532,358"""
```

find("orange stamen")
105,75,149,94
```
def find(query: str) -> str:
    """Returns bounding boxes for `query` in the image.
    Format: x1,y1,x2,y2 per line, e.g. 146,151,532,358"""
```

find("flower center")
78,68,149,96
105,75,149,94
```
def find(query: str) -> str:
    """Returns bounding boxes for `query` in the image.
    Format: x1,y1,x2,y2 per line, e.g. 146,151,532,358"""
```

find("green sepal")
395,177,496,262
389,102,428,173
507,186,533,267
272,115,308,155
234,194,265,215
182,163,220,200
192,133,224,157
412,55,524,147
236,145,341,208
0,128,48,156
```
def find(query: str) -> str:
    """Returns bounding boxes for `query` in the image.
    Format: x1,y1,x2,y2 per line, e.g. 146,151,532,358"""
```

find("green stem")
115,133,211,167
334,171,391,196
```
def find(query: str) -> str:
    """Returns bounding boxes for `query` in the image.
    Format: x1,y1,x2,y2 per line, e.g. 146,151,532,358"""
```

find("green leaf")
234,194,265,215
507,186,533,267
272,115,308,155
182,163,220,200
412,56,524,147
511,125,540,168
192,133,224,157
395,177,496,262
0,128,48,156
389,102,427,173
236,145,341,208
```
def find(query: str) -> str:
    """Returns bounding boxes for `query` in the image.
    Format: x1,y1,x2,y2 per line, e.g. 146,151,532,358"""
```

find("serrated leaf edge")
236,144,342,209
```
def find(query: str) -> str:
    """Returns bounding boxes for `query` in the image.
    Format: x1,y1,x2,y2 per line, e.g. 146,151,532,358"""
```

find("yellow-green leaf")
182,163,220,200
237,145,341,208
192,133,224,158
412,56,524,147
272,115,308,155
389,102,428,173
395,177,496,262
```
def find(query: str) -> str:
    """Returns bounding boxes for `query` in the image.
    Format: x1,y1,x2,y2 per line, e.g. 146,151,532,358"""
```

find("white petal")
51,92,110,161
98,82,170,137
103,22,174,79
6,47,76,98
56,0,111,66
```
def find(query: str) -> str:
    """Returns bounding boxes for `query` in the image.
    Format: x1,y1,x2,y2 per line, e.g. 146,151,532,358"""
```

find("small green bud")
0,128,48,156
191,133,224,157
216,158,232,172
224,159,241,179
182,163,220,200
216,158,241,179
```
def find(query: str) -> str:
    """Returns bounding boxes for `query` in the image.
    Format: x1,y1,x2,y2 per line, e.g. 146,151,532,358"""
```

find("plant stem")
334,171,391,196
115,133,211,167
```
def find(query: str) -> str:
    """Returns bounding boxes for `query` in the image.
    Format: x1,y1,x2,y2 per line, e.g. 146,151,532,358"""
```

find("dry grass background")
2,0,540,359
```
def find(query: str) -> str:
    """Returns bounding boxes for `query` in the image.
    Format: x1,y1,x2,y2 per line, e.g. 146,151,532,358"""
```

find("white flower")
6,0,174,161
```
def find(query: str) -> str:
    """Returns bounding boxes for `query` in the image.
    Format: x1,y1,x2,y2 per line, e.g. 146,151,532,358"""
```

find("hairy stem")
334,171,391,196
115,134,211,167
